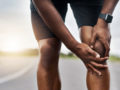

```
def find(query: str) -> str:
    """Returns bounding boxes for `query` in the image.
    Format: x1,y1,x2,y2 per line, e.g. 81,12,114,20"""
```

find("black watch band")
99,13,113,23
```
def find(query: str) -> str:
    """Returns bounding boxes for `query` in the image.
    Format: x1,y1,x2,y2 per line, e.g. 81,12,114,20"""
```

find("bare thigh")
31,6,57,41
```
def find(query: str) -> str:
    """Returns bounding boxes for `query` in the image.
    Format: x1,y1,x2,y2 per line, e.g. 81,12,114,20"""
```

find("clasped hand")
74,43,108,76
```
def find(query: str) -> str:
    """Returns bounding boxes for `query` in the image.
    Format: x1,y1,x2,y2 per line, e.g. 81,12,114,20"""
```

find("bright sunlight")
1,36,25,52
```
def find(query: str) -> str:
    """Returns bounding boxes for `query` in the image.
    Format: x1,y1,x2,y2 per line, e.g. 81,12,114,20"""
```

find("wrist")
97,18,109,27
68,41,80,54
64,40,79,53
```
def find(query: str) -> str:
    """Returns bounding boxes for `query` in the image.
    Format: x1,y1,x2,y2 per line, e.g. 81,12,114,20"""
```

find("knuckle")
87,49,92,55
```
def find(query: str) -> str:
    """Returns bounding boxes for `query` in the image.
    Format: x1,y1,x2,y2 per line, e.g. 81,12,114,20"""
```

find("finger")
90,33,97,48
100,39,110,56
86,64,91,72
96,57,109,62
89,56,109,62
88,64,102,76
88,48,100,58
90,61,108,69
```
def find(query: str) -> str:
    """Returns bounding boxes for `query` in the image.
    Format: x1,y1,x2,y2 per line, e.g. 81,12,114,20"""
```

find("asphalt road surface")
0,57,120,90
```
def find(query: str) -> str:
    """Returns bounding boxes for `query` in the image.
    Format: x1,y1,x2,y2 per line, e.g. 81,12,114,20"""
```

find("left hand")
90,18,111,57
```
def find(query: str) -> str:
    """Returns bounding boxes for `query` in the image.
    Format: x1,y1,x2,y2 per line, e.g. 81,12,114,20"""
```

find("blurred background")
0,0,120,90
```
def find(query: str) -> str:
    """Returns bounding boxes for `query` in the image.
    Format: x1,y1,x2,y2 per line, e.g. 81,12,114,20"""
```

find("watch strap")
99,14,107,20
99,13,113,23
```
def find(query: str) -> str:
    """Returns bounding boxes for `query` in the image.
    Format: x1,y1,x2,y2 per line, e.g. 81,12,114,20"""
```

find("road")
0,57,120,90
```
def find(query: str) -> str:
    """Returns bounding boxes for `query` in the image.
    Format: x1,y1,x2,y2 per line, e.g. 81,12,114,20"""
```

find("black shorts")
30,0,103,41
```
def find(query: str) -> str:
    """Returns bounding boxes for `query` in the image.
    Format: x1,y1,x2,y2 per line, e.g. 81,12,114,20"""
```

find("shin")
37,38,61,90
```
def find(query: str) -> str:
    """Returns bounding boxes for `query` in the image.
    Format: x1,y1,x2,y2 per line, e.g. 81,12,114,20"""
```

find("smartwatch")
99,13,113,23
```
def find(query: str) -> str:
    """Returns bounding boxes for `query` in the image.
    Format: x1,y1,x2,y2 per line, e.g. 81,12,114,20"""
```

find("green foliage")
60,52,77,59
0,49,120,61
110,55,120,61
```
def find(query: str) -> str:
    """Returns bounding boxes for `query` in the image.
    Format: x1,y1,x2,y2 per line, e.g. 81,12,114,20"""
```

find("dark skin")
32,0,108,74
87,0,119,89
31,0,119,90
80,26,110,90
91,0,119,57
37,38,61,90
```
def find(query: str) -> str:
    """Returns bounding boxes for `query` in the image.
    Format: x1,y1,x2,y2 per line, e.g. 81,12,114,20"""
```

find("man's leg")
37,38,61,90
30,3,62,90
31,6,61,90
80,26,110,90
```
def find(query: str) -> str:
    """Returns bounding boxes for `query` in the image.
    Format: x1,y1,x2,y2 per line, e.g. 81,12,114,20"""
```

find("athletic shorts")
30,0,103,41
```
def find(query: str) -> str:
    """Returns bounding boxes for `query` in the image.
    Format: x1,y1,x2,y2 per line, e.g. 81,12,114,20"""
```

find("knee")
80,26,93,45
80,26,108,64
38,38,61,71
39,38,61,55
94,40,105,57
94,41,109,65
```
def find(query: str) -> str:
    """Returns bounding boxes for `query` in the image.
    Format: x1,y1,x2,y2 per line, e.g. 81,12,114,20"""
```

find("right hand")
90,19,111,57
73,43,108,76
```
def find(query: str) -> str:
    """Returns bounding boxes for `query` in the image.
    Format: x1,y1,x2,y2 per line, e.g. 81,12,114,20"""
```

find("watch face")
106,14,113,23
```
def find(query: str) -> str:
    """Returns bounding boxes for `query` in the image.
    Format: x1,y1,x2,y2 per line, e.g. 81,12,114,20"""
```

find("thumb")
89,48,100,58
96,53,100,58
90,33,97,48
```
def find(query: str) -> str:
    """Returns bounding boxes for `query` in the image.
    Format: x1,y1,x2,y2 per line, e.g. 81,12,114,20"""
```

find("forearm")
101,0,119,14
32,0,78,51
97,0,119,27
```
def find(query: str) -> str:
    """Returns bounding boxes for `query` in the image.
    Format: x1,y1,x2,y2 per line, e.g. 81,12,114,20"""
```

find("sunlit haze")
1,36,25,52
0,0,120,55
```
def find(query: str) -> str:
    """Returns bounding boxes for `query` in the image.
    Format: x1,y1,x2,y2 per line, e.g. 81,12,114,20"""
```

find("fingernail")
99,72,102,76
90,45,93,48
96,54,100,58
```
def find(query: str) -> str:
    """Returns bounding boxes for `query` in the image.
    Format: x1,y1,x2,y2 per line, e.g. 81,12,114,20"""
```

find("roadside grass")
60,53,77,59
110,55,120,61
0,49,120,61
60,53,120,61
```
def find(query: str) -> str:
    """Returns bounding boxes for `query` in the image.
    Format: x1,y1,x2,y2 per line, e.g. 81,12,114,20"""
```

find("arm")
91,0,119,56
97,0,119,25
101,0,119,14
32,0,78,51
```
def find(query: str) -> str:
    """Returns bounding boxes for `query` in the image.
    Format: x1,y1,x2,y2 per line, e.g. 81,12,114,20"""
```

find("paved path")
0,56,36,83
0,57,120,90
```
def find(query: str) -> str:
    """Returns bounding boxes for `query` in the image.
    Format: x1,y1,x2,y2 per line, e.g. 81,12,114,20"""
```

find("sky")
0,0,120,55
